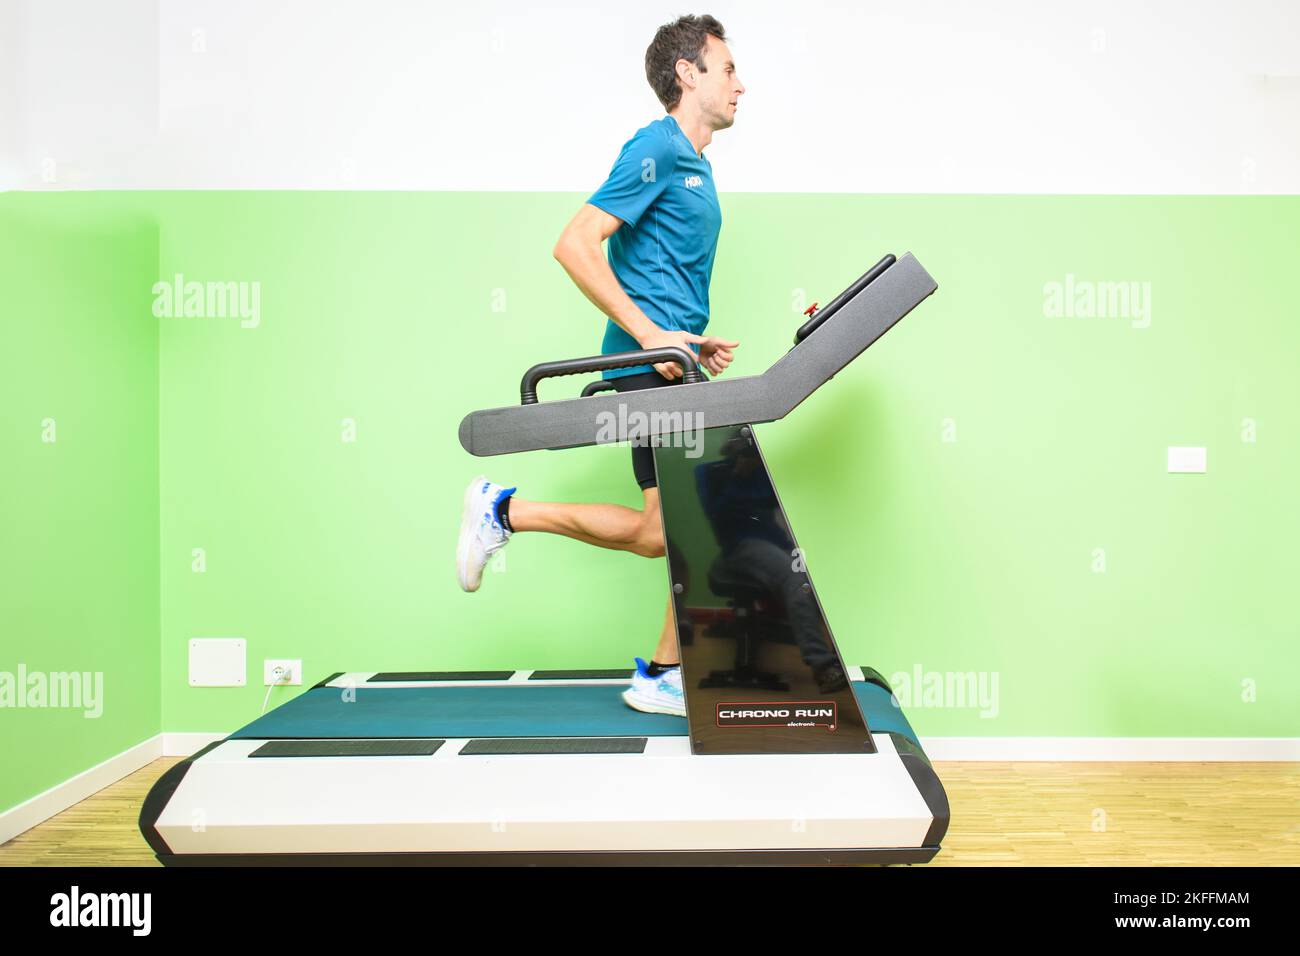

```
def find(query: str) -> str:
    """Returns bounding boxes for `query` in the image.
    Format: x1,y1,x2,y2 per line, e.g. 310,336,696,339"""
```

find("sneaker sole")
456,475,488,592
622,688,686,717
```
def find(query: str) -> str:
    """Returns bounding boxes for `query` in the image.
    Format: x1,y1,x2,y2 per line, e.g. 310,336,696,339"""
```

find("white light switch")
1167,446,1207,473
189,638,247,686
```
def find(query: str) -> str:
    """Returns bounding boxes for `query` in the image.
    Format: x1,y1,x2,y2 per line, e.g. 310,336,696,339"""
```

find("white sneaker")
622,657,686,717
457,475,515,592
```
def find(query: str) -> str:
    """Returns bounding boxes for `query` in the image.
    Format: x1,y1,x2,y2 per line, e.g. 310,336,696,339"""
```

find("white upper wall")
3,0,1298,193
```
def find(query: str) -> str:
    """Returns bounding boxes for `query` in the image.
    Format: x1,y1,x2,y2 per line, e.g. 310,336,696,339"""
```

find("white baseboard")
924,737,1300,761
162,732,226,757
0,734,163,845
4,733,1297,846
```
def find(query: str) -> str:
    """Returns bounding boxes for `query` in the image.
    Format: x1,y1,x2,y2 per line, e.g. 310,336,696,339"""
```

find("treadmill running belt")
228,682,919,746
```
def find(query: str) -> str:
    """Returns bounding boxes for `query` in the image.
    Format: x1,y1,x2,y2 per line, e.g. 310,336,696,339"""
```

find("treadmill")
140,252,948,865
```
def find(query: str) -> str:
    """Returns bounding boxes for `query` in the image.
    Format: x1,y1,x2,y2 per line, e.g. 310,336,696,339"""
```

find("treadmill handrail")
520,347,703,404
460,253,937,457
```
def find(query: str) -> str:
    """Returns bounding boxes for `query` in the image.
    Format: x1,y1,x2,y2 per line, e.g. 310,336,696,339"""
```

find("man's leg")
618,596,685,716
457,366,686,711
509,490,679,664
507,487,666,559
650,598,679,666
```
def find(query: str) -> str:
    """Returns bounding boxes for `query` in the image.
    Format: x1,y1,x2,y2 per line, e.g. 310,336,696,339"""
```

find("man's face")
685,34,745,130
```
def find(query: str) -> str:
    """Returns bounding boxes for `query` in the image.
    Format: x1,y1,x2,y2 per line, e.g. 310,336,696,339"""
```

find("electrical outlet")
263,659,303,686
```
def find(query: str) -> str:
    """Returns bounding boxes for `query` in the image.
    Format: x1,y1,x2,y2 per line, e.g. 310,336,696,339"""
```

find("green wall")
153,192,1298,738
3,191,1296,814
0,196,161,813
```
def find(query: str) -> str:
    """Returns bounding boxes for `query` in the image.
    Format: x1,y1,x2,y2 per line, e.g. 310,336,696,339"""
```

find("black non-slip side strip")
312,672,345,689
858,667,894,694
527,669,635,680
367,671,515,682
137,739,226,857
885,732,950,849
459,737,647,755
157,845,940,867
250,739,445,758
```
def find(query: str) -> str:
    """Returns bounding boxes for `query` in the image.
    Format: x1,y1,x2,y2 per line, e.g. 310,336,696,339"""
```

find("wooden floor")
2,758,1297,866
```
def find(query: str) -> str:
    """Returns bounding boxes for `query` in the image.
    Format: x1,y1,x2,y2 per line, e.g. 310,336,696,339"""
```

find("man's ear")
675,58,696,90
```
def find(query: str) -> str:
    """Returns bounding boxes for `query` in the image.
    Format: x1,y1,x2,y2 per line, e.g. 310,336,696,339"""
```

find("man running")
457,14,745,718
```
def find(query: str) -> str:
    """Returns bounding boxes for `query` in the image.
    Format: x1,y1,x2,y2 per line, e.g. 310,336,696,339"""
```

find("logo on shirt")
683,174,704,188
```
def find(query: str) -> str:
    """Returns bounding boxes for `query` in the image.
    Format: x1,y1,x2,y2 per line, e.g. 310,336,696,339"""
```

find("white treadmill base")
153,734,936,857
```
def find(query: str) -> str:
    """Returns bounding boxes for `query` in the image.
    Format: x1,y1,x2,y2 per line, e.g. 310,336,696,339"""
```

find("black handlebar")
520,347,704,404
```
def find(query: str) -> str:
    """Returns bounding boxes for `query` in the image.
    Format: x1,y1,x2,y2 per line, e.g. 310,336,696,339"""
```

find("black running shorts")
608,369,682,491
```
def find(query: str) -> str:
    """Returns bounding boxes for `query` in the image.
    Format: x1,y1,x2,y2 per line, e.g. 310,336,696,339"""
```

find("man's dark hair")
645,15,727,111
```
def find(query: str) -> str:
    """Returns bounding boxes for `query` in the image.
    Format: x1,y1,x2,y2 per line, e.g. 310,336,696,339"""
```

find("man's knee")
634,503,665,558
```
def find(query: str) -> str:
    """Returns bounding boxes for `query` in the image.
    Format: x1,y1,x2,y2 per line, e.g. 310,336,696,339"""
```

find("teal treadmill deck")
230,679,921,746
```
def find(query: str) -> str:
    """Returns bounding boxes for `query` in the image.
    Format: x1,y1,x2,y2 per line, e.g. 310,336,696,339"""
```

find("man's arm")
552,204,738,379
552,204,659,347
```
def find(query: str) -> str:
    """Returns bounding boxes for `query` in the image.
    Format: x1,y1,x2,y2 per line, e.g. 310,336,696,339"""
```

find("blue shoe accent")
491,485,516,524
634,657,652,678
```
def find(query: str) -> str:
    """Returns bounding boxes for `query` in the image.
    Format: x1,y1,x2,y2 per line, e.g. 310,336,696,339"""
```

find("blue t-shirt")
586,115,722,378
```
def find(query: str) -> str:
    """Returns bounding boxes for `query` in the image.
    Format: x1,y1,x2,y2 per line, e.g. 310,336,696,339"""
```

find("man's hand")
698,335,740,376
638,329,741,380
